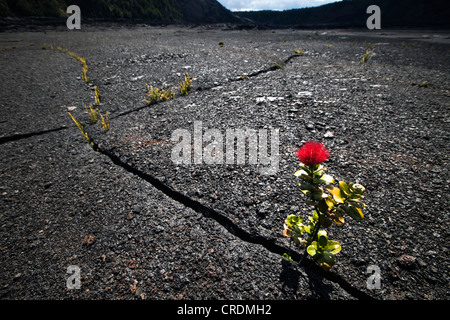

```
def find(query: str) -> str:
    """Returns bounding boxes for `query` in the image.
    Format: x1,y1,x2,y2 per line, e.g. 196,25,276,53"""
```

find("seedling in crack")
81,62,90,83
145,84,163,104
419,80,430,88
68,112,100,150
161,87,175,101
85,105,99,124
68,112,92,145
145,84,175,104
179,73,193,95
54,46,90,83
100,112,110,131
360,49,373,63
94,86,101,104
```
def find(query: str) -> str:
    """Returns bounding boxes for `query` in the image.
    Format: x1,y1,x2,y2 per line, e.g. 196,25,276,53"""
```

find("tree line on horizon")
236,0,450,28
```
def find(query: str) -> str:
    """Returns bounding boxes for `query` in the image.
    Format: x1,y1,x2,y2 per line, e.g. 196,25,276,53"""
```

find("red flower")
296,141,329,166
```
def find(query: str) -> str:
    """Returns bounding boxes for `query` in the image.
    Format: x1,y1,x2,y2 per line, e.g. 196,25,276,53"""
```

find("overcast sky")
217,0,342,11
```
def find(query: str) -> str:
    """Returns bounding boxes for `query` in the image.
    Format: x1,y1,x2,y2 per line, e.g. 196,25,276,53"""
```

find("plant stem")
299,206,321,265
309,207,322,246
299,165,323,265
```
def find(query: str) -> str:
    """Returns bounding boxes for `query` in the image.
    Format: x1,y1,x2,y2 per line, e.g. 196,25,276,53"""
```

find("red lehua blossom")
296,141,329,166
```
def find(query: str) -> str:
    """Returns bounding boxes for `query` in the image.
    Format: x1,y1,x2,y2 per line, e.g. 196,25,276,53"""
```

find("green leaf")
299,164,313,175
299,182,315,190
307,242,318,257
318,230,328,248
304,224,311,234
312,164,325,174
321,252,336,266
311,188,325,201
324,196,336,209
342,204,364,221
317,198,329,214
286,214,303,228
339,181,351,196
292,225,305,235
333,207,345,225
350,183,365,195
283,253,293,261
315,174,335,184
327,186,345,203
314,252,336,271
324,240,341,254
318,229,327,237
312,210,319,221
348,198,367,208
294,169,308,177
299,188,310,196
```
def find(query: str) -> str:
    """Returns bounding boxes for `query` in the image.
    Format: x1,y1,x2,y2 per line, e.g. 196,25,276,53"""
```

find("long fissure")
4,51,375,299
91,140,375,301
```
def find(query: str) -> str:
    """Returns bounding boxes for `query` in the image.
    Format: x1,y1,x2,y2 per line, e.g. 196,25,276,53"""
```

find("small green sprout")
85,105,99,124
145,84,162,104
179,73,193,95
419,81,430,88
54,46,90,83
360,50,373,63
100,112,110,131
161,87,175,101
145,84,176,104
68,112,95,149
94,86,101,104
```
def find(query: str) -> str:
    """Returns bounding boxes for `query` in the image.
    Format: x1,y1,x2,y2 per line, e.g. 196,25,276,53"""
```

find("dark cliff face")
0,0,240,24
173,0,240,24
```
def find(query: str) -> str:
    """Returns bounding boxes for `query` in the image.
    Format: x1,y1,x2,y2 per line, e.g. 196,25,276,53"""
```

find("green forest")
237,0,450,28
0,0,181,20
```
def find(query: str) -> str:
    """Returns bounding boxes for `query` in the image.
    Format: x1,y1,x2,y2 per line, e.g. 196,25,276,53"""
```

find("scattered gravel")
1,24,449,300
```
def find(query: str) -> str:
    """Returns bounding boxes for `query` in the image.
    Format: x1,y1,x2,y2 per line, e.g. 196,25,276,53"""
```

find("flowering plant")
283,141,366,271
